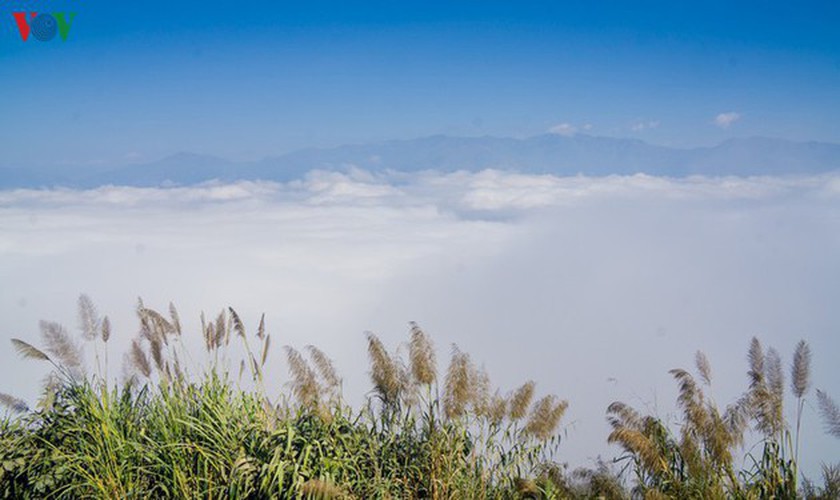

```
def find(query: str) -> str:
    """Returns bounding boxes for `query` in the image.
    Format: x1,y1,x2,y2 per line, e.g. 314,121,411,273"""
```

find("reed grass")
0,297,570,499
1,297,837,499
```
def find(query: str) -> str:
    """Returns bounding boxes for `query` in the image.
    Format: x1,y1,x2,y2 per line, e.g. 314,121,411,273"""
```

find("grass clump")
0,297,568,499
607,338,840,500
2,296,838,498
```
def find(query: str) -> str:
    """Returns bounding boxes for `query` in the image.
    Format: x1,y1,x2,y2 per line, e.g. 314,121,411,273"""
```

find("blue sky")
1,0,838,167
1,1,840,476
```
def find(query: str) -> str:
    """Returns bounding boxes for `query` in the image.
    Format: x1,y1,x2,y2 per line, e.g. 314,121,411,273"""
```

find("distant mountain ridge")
2,134,840,188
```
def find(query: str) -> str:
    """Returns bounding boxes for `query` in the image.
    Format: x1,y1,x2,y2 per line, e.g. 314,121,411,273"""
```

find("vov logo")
12,12,76,41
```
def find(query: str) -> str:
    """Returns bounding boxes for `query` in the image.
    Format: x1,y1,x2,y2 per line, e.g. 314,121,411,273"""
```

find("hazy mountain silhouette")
3,134,839,188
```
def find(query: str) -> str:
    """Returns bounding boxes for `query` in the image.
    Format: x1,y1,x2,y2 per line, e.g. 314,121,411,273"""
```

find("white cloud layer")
715,111,742,128
547,123,578,136
1,170,839,476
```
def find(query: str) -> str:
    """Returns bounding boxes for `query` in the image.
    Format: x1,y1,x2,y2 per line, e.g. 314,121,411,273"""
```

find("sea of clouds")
1,169,839,475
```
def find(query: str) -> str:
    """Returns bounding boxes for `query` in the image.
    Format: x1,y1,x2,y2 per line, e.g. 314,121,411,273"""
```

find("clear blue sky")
1,0,838,167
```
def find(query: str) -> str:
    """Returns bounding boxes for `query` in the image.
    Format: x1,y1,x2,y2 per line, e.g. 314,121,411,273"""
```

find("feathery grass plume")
39,320,82,370
702,406,737,469
200,311,211,351
140,307,174,343
443,345,474,420
306,345,341,394
77,294,100,340
607,401,668,476
816,390,840,438
765,348,784,400
101,316,111,343
129,339,151,378
261,334,271,367
722,399,749,448
139,308,153,342
299,478,347,499
11,338,50,362
366,332,403,406
149,336,164,374
169,302,181,336
0,392,28,414
285,346,321,412
791,340,811,399
214,310,227,348
747,337,765,391
204,322,216,353
746,337,776,437
606,404,667,476
256,313,265,340
606,401,643,431
695,351,712,386
229,307,246,339
488,391,508,426
524,394,568,440
791,340,811,464
669,368,707,433
764,347,784,436
472,366,492,418
509,380,536,421
408,321,436,386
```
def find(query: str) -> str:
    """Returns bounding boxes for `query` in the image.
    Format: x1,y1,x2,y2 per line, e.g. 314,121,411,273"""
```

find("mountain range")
2,134,840,189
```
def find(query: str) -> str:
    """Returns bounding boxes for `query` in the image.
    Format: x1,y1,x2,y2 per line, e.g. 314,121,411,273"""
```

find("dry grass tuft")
722,400,749,448
669,368,707,433
408,322,436,386
764,347,785,437
366,333,405,407
11,338,50,362
606,401,643,431
256,313,266,340
817,390,840,439
261,334,271,367
747,337,765,391
169,303,181,336
509,381,536,421
101,316,111,343
0,392,29,413
606,419,666,476
229,307,246,339
307,345,341,394
472,366,492,418
695,351,712,386
488,391,508,426
149,336,164,374
746,337,783,438
77,294,100,341
39,320,83,372
443,345,474,420
139,307,174,340
130,339,152,378
524,395,568,440
214,310,228,348
285,346,321,412
791,340,811,399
